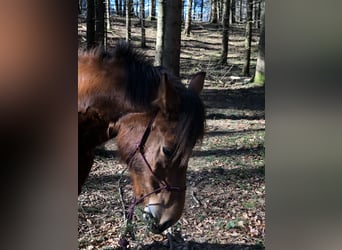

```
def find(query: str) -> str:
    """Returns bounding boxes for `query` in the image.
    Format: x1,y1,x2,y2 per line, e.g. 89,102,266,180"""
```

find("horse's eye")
162,147,173,157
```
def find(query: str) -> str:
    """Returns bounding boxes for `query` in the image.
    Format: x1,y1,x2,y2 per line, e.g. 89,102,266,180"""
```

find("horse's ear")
107,121,119,139
188,72,205,94
155,73,180,115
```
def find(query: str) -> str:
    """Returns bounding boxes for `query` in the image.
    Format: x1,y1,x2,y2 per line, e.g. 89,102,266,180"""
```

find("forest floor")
78,16,265,250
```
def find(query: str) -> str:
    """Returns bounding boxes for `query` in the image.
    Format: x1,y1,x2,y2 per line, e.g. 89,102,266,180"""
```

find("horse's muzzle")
143,205,173,234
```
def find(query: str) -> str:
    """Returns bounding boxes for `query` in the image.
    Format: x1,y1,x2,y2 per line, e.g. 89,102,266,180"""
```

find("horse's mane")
172,78,206,166
79,42,205,165
79,41,161,108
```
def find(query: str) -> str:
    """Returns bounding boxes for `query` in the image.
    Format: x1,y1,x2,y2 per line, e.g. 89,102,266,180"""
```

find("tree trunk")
200,0,204,21
256,0,261,28
242,0,252,76
115,0,119,15
140,0,146,47
193,0,197,20
125,0,132,41
87,0,96,49
219,0,230,65
123,0,126,16
95,0,105,47
184,0,192,36
163,0,182,76
210,0,218,23
230,0,235,23
239,0,243,22
149,0,156,20
253,0,264,84
155,0,164,66
105,0,111,31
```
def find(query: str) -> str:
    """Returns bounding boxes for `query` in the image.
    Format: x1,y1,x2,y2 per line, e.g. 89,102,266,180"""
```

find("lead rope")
118,111,185,249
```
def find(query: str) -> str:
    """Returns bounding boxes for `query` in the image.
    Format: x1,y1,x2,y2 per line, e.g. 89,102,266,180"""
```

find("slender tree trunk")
210,0,218,23
155,0,164,66
239,0,243,22
219,0,230,65
140,0,146,47
253,0,264,84
256,0,261,28
125,0,132,41
163,0,182,76
87,0,96,49
230,0,235,23
95,0,105,47
149,0,156,20
105,0,111,31
184,0,192,36
123,0,126,16
118,0,123,15
200,0,204,21
242,0,252,75
193,0,197,20
115,0,119,15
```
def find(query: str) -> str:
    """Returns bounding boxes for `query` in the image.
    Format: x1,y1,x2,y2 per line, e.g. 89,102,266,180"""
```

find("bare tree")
115,0,119,15
200,0,204,21
253,0,264,84
155,0,164,66
210,0,218,23
125,0,132,41
140,0,146,47
231,0,236,23
242,0,252,75
239,0,243,22
149,0,156,20
96,0,105,47
105,0,111,32
184,0,193,36
219,0,230,64
86,0,95,49
155,0,182,76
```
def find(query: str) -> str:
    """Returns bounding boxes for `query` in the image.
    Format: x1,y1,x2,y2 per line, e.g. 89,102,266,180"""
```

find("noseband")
119,110,186,248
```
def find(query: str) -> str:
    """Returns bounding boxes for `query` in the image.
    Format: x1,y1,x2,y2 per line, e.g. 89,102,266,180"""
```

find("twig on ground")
191,190,202,206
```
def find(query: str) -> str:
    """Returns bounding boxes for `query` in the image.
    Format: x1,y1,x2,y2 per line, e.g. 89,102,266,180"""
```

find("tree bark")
239,0,243,22
149,0,156,20
115,0,119,15
230,0,236,23
184,0,192,36
253,0,264,84
155,0,164,66
242,0,252,76
210,0,218,23
163,0,182,76
200,0,204,21
95,0,105,47
87,0,96,49
140,0,146,47
219,0,230,65
105,0,111,32
125,0,132,41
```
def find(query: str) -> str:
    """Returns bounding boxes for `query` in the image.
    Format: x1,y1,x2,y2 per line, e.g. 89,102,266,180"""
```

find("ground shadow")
201,86,265,111
118,241,265,250
192,144,264,158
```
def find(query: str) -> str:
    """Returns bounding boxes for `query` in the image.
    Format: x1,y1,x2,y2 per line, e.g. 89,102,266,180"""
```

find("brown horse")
78,42,205,233
109,74,205,233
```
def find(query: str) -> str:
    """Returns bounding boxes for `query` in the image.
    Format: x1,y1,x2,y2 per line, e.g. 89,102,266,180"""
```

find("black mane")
105,41,161,108
104,41,206,164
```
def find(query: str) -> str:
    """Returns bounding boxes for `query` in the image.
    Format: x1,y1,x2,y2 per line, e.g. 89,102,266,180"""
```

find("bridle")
119,110,186,248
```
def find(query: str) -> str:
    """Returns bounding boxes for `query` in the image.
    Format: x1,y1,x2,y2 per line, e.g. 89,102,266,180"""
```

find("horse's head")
109,72,205,233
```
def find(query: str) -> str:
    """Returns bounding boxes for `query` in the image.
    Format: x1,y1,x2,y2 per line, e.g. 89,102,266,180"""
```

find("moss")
253,71,265,85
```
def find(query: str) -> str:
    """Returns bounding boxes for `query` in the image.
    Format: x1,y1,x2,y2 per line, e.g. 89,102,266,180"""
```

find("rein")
118,110,185,248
